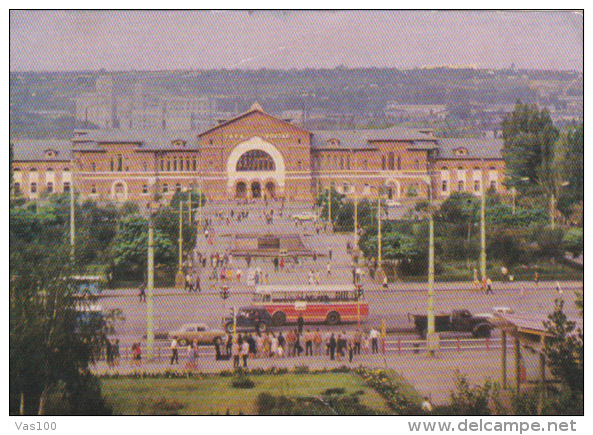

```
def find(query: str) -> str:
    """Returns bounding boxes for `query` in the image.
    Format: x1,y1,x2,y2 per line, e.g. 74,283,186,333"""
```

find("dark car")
224,306,272,334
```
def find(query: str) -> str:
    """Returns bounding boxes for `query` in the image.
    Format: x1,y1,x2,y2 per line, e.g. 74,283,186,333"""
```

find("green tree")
543,298,583,397
502,101,559,191
315,188,345,223
169,189,207,211
10,243,111,415
556,124,583,219
561,228,583,258
108,214,176,279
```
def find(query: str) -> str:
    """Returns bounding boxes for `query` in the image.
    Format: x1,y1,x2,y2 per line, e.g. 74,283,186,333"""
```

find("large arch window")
236,149,275,172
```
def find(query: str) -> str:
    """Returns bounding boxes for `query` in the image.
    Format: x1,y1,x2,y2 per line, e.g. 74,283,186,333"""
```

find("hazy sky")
10,10,583,72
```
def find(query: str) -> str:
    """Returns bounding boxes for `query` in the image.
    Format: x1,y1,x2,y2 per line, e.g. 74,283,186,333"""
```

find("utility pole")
146,218,155,360
480,168,487,281
426,181,439,353
69,167,75,264
175,201,184,288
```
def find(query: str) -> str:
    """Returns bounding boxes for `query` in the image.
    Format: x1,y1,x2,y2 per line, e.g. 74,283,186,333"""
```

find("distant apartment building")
75,75,221,131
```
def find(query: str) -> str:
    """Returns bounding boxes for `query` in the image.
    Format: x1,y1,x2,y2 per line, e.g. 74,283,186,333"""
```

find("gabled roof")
198,102,312,138
72,130,199,152
436,138,504,160
12,140,72,161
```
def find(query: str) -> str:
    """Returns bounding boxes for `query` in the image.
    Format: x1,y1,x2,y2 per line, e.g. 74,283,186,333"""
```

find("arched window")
346,156,351,170
414,159,419,170
192,158,197,171
30,182,37,193
340,157,344,170
381,156,386,170
160,159,164,171
63,182,70,192
91,185,97,194
236,150,275,172
388,152,395,170
142,184,148,194
117,155,123,172
163,184,169,193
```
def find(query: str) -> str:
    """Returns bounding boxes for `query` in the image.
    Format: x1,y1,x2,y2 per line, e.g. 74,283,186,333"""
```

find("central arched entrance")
226,136,286,199
251,181,261,198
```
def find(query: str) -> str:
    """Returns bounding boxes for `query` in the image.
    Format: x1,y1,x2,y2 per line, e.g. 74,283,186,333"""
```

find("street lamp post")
480,171,487,282
425,180,439,353
146,217,155,360
69,163,75,264
175,201,185,288
374,186,385,283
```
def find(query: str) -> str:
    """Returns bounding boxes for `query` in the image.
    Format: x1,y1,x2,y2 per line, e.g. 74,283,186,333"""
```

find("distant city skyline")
10,10,583,72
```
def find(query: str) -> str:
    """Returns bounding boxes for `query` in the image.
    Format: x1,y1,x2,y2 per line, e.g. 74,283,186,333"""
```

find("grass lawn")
101,372,394,415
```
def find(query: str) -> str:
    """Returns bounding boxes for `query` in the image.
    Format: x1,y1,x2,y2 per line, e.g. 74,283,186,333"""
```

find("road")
92,199,583,404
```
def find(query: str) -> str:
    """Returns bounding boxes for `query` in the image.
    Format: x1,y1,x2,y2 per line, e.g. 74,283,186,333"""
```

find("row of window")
159,157,197,172
311,155,370,171
441,180,497,192
13,167,69,173
14,181,70,193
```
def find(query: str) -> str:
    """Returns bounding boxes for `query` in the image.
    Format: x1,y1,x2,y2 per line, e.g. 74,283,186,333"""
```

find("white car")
293,212,317,222
475,306,515,320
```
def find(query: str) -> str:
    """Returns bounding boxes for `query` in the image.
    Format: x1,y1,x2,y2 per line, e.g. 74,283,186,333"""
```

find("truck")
410,309,492,339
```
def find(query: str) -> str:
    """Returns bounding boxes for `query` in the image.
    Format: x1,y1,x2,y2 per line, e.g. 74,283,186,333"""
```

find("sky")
9,10,583,72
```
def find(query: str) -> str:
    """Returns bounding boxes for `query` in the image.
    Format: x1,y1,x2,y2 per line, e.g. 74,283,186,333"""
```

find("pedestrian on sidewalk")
329,333,336,360
195,274,201,293
534,272,540,287
370,328,380,354
138,283,146,303
240,339,249,368
326,262,331,276
485,277,493,295
170,339,179,365
297,315,304,336
382,276,388,290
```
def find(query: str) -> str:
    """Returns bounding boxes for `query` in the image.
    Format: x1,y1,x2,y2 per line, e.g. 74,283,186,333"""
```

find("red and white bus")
252,284,369,326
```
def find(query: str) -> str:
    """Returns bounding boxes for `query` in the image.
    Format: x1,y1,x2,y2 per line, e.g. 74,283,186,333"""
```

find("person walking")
240,338,249,368
485,277,493,295
278,332,286,358
370,328,380,354
305,330,313,356
328,333,337,361
170,338,179,365
112,339,120,366
326,262,331,276
138,283,146,303
353,329,362,355
273,257,279,272
297,315,304,336
382,276,388,290
534,272,540,287
195,274,201,293
279,257,285,270
348,341,354,363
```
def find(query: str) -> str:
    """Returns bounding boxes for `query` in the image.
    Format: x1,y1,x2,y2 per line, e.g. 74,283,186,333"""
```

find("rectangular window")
46,182,53,193
442,180,448,192
167,160,171,172
173,160,177,171
91,185,97,194
474,180,480,192
63,182,70,193
160,160,164,171
192,158,197,171
490,180,497,190
30,182,37,193
142,184,148,194
458,181,464,192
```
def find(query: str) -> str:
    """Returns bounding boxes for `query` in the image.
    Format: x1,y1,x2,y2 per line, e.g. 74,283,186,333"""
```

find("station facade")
12,103,506,204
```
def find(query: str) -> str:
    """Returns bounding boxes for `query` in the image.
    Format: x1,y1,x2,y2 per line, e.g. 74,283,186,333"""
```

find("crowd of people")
205,327,383,369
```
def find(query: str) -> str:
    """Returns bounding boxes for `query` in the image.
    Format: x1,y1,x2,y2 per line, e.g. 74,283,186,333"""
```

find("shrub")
293,364,310,374
323,388,345,395
231,373,255,389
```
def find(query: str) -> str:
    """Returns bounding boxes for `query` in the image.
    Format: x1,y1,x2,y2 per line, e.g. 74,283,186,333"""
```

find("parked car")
292,212,317,222
167,323,226,346
385,199,402,207
223,306,272,334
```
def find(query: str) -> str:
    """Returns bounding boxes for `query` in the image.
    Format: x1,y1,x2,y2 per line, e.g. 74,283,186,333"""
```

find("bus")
252,284,369,326
70,276,103,298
